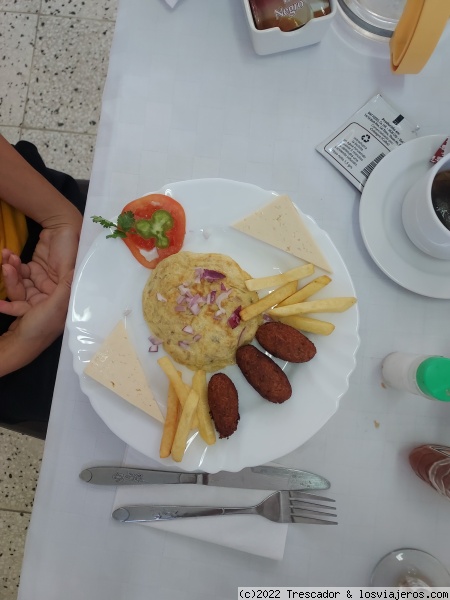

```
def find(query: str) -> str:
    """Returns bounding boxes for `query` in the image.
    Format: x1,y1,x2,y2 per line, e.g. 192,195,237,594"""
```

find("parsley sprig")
91,211,135,239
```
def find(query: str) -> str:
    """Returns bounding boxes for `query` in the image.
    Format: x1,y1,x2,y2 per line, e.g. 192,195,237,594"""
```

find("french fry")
159,381,180,459
157,356,199,429
245,263,314,291
276,315,335,336
192,370,216,445
269,296,357,317
277,275,332,306
158,356,188,401
240,281,301,322
171,388,199,462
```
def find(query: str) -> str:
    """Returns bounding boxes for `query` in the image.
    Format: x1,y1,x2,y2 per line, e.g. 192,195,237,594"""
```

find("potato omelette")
142,251,261,371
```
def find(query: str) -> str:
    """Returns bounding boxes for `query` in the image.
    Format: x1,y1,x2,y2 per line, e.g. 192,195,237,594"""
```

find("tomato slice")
120,194,186,269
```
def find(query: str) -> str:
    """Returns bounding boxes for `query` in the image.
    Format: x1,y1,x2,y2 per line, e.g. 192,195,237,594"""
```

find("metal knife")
79,465,330,491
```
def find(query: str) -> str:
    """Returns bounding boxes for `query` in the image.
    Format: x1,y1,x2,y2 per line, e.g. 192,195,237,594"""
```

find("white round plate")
360,135,450,299
68,179,359,473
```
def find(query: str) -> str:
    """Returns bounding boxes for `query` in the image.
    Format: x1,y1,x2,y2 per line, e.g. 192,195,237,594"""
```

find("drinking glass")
337,0,405,38
336,0,450,75
371,549,450,587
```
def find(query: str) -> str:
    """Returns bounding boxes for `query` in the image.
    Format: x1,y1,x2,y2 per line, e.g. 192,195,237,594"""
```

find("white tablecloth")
18,1,450,598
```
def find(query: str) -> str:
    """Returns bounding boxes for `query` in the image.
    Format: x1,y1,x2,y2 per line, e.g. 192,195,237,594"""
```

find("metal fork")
112,490,337,525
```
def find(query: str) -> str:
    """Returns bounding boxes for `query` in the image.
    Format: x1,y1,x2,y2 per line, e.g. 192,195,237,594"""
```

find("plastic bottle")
409,445,450,500
381,352,450,401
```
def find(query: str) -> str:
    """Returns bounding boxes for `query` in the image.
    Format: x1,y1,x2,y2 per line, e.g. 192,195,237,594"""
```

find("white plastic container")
242,0,337,56
381,352,450,401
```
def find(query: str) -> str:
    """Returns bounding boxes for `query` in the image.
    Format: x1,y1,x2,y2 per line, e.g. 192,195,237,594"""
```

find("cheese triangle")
84,320,164,423
232,195,332,272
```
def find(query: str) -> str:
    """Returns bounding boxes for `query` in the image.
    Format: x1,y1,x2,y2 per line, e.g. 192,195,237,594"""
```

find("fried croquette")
255,322,316,363
236,344,292,403
208,373,239,438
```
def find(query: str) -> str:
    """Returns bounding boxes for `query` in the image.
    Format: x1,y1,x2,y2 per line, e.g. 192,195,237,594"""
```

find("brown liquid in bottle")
248,0,331,32
409,445,450,499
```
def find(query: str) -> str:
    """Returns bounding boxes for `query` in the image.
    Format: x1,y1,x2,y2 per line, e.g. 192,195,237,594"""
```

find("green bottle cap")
416,357,450,402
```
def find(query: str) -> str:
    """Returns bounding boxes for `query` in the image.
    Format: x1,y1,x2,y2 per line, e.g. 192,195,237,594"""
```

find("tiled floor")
0,1,117,597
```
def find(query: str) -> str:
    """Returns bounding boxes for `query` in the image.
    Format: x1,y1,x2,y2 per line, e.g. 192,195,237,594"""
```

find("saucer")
359,134,450,299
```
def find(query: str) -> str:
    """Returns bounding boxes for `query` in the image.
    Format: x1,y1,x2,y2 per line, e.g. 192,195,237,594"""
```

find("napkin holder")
242,0,337,55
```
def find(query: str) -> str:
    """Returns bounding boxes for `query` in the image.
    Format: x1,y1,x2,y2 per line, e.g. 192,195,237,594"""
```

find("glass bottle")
248,0,331,32
409,445,450,500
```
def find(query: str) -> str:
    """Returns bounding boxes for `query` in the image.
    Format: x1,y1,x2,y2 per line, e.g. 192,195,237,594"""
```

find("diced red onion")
227,306,242,329
209,290,216,304
149,336,163,345
193,334,202,342
182,325,194,334
188,294,201,308
175,305,186,312
215,308,225,317
148,345,159,352
193,267,225,283
190,303,201,316
178,340,190,349
202,269,225,282
262,313,273,322
156,293,167,302
178,284,190,295
216,290,232,310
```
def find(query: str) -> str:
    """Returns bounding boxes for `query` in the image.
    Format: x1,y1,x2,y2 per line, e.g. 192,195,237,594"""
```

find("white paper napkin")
113,446,288,559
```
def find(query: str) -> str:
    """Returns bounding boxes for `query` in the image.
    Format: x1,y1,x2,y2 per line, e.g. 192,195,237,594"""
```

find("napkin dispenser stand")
242,0,337,55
